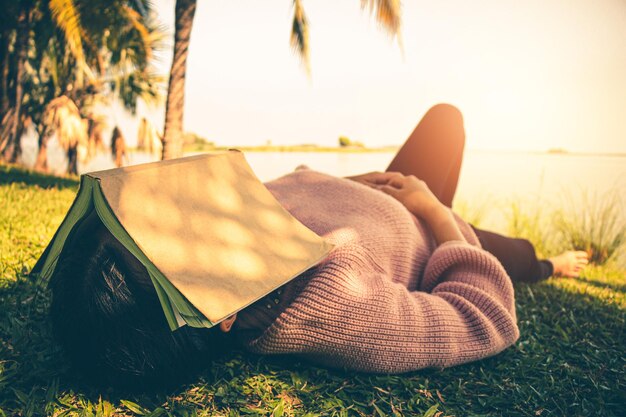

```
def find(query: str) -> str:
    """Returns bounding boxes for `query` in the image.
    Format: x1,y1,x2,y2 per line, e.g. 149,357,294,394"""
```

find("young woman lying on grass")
49,104,589,390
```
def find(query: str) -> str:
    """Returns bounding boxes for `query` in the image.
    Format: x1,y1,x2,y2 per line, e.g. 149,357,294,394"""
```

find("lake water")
247,151,626,231
20,140,626,231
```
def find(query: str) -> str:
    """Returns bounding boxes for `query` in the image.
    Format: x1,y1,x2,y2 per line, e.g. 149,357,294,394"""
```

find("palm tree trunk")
67,146,78,175
1,3,30,163
34,132,49,172
161,0,196,160
0,31,10,117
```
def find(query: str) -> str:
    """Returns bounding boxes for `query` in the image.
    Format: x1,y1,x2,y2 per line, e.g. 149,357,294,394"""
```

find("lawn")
0,164,624,417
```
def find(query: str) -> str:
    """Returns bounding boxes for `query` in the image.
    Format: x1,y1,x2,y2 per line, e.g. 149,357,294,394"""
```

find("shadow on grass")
573,276,626,293
0,165,78,190
0,275,66,414
0,274,624,417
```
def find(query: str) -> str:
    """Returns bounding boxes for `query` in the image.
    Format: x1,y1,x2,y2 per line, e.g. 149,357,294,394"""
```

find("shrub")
338,136,363,148
505,200,555,258
454,198,492,229
554,189,626,265
338,136,351,147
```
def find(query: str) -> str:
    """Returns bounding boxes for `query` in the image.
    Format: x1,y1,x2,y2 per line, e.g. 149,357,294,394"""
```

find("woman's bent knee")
425,103,464,126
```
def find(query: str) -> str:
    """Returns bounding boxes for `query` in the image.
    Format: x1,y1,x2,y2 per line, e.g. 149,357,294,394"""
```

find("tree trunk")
0,31,10,117
34,132,49,172
67,146,78,175
0,109,15,155
161,0,196,160
1,3,30,163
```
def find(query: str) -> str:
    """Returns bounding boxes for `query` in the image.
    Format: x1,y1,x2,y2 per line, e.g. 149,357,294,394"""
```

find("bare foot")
549,251,589,277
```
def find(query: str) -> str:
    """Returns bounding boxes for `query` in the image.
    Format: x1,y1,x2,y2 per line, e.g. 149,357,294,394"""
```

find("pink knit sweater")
235,169,519,373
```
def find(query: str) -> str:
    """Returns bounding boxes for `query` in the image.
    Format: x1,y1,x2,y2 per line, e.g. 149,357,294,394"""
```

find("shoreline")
182,145,400,153
182,145,626,158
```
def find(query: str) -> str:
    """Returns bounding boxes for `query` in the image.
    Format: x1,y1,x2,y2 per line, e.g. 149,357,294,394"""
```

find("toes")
568,269,582,278
571,264,586,277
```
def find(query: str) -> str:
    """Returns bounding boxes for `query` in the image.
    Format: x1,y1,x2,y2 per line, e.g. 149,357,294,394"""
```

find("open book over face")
32,150,333,330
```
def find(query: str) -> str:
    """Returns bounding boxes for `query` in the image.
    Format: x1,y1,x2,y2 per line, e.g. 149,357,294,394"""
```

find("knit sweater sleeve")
245,241,520,373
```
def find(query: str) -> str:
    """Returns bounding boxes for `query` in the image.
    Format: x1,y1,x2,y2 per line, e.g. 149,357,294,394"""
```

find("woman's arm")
347,171,466,245
263,172,517,373
245,242,520,373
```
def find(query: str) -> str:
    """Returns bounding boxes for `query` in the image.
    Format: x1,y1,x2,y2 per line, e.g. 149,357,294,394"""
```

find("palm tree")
35,95,88,174
0,0,33,163
0,0,165,172
160,0,402,160
161,0,196,160
137,116,162,156
291,0,402,73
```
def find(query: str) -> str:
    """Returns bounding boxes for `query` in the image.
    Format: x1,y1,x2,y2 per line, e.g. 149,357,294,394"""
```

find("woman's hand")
347,172,444,220
347,172,466,245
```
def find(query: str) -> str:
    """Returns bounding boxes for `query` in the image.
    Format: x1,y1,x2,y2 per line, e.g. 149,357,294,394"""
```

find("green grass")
1,164,625,417
503,191,626,270
504,200,556,259
554,190,626,265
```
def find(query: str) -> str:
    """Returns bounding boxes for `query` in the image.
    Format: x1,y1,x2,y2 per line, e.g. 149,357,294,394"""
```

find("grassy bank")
1,164,624,416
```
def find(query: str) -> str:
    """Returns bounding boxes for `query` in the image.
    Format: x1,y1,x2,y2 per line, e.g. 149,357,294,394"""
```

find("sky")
122,0,626,153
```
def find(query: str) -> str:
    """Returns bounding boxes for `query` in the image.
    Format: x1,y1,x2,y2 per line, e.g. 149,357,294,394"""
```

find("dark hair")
49,214,229,391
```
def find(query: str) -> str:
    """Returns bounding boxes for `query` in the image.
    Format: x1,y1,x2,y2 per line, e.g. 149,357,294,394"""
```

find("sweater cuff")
451,212,481,247
421,240,510,293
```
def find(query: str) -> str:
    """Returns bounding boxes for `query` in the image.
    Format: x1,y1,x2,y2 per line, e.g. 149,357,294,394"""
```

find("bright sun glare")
124,0,626,154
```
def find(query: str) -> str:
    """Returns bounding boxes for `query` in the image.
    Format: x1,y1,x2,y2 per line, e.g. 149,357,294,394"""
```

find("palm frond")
48,0,95,86
290,0,310,75
111,67,165,114
121,4,154,61
42,95,88,151
48,0,84,79
360,0,402,37
131,0,149,18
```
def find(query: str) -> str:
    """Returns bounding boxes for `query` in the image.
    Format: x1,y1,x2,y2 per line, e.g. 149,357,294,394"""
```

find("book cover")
32,150,334,330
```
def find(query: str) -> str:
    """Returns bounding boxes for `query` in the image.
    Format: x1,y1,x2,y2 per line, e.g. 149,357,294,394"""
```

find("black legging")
387,104,552,283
